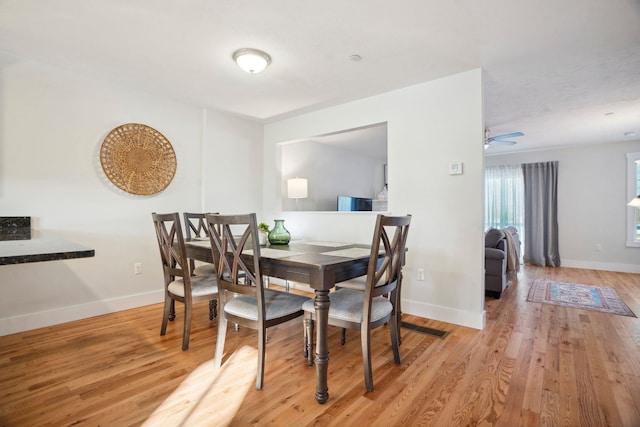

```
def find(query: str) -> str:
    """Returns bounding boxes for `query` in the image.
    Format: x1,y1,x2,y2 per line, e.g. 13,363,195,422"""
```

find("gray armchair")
485,228,507,298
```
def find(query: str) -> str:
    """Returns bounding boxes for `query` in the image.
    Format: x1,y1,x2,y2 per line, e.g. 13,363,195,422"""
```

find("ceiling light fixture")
624,131,637,137
232,48,271,73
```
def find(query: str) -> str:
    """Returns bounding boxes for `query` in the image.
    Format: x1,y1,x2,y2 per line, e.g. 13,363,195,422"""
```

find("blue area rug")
527,280,636,317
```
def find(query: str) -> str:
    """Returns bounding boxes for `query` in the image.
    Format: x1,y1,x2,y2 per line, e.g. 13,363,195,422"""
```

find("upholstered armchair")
485,228,508,298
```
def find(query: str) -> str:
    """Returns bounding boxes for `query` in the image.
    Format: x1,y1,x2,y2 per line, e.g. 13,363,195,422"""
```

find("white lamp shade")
628,196,640,208
233,48,271,73
288,178,308,199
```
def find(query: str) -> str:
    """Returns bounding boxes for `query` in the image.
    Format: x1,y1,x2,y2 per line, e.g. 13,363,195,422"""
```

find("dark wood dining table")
184,238,375,404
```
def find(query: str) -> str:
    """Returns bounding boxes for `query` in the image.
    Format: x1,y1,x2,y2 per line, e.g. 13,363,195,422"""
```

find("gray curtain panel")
522,161,561,267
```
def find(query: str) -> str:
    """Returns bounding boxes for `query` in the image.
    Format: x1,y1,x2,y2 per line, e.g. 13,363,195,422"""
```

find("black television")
337,195,373,211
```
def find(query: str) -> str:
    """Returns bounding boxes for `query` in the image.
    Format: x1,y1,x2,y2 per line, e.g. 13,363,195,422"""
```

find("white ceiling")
1,0,639,154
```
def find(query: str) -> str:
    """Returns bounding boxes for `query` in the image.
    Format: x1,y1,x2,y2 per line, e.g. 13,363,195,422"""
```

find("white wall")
264,69,486,329
201,109,263,214
485,140,640,273
0,58,262,336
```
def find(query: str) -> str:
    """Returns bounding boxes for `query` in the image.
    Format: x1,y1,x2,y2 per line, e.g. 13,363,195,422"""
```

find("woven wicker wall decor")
100,123,177,195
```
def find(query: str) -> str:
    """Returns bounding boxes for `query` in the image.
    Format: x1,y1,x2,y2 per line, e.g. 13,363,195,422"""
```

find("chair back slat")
152,212,188,278
363,214,411,313
183,212,208,240
183,212,221,275
152,212,191,296
206,213,263,299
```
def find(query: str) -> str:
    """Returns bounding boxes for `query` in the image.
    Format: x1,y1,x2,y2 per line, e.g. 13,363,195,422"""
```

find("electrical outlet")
134,262,143,275
417,268,425,281
595,244,602,252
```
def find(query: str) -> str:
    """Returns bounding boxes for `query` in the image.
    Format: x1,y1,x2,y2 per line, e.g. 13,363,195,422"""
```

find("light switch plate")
448,162,463,175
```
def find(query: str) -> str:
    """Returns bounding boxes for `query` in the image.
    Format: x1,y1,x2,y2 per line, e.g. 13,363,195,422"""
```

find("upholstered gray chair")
206,213,311,390
485,228,507,298
152,212,219,351
303,214,411,392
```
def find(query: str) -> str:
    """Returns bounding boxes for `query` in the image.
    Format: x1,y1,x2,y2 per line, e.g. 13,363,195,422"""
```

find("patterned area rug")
527,280,637,317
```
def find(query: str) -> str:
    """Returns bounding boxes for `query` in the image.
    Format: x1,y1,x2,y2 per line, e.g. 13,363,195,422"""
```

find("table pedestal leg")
314,289,330,403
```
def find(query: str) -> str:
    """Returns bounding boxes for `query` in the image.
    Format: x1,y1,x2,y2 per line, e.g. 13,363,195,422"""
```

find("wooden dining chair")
303,213,411,392
183,212,217,277
335,237,409,345
152,212,219,351
206,213,311,390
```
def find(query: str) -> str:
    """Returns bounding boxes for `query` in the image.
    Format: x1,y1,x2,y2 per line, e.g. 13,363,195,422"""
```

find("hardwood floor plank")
572,342,608,426
1,267,639,426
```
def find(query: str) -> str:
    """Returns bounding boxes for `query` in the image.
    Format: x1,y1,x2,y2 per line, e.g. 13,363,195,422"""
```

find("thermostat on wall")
448,162,463,175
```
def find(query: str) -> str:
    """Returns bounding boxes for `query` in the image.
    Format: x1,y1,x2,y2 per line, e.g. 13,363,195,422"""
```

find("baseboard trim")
0,290,163,337
561,259,640,274
401,299,485,330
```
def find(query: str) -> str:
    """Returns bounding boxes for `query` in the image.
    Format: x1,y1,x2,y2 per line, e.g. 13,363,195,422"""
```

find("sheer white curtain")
485,165,525,244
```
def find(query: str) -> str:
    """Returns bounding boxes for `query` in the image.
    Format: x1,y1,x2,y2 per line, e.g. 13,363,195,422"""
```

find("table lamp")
288,178,308,210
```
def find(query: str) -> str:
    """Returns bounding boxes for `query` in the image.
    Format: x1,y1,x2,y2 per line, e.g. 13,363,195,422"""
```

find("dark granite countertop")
0,232,95,265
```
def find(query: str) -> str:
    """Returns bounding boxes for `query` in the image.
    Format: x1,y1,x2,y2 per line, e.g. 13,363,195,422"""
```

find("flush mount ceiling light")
232,48,271,73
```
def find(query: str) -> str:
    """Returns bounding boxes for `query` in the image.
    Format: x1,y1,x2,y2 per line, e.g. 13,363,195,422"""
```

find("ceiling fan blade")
490,132,524,141
490,140,517,145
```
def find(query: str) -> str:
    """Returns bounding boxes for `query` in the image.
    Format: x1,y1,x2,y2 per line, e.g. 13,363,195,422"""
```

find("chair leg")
161,295,172,336
214,315,227,369
362,325,374,392
303,319,308,359
256,325,266,390
169,299,176,321
396,311,403,347
397,274,403,344
396,310,402,345
209,300,217,320
182,300,192,351
389,312,401,365
341,328,346,345
304,317,314,366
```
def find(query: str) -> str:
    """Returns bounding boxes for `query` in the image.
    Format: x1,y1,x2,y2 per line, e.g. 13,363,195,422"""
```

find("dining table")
184,238,376,404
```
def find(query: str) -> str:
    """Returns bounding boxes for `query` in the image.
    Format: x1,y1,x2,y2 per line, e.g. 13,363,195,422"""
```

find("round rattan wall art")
100,123,177,195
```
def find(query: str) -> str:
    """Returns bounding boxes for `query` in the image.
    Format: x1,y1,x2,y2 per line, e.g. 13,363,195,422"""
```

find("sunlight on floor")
142,346,258,426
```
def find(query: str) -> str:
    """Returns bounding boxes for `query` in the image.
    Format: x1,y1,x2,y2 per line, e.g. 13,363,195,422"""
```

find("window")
484,165,524,242
627,152,640,247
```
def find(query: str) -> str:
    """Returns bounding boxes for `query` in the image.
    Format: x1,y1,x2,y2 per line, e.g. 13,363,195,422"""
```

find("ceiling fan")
484,129,524,149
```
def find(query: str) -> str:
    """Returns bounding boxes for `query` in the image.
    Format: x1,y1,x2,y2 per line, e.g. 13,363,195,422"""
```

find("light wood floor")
1,266,639,426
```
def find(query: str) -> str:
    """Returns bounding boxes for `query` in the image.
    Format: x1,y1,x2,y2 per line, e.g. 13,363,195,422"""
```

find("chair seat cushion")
168,274,218,298
301,289,393,324
193,263,216,276
224,289,310,321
